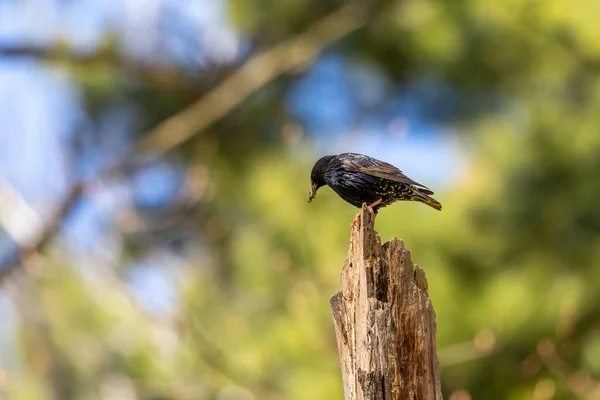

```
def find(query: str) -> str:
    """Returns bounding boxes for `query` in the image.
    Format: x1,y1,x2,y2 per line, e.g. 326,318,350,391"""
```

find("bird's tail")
411,188,442,211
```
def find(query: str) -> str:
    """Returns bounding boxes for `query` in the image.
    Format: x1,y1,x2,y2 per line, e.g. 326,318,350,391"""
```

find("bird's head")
308,155,335,203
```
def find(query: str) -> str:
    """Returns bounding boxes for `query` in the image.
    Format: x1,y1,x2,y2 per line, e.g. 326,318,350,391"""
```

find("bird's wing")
341,153,434,195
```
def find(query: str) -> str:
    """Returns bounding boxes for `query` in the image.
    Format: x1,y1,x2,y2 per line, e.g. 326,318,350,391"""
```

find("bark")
331,204,442,400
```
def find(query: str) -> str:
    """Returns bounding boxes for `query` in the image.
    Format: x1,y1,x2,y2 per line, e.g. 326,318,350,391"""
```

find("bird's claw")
352,203,379,227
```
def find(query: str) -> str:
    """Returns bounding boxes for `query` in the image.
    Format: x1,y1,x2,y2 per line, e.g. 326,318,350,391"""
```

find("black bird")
308,153,442,213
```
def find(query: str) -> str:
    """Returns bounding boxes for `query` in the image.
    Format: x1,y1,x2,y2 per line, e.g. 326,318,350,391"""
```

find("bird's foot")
352,199,381,227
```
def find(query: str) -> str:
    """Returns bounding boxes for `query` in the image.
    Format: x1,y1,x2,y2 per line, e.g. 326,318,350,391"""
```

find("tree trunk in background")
330,205,443,400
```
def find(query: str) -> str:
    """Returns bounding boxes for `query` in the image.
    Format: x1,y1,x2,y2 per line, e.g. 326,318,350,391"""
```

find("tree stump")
330,204,442,400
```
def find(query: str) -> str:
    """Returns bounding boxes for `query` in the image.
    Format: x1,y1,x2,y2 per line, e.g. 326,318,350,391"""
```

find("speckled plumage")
308,153,442,212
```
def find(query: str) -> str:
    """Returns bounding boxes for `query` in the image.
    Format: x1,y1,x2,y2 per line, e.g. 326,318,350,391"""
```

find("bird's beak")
308,183,318,203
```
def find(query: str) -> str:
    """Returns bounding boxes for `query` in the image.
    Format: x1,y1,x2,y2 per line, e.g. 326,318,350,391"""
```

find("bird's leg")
368,198,382,210
352,198,382,227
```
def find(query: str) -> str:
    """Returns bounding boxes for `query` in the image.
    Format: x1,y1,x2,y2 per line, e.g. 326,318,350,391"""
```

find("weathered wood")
331,204,442,400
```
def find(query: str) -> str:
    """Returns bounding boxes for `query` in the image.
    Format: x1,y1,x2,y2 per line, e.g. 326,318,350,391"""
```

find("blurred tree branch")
0,180,85,281
0,0,389,280
136,0,372,155
0,41,200,95
0,159,142,282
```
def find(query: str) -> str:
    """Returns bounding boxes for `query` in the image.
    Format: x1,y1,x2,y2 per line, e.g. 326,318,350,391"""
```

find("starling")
308,153,442,213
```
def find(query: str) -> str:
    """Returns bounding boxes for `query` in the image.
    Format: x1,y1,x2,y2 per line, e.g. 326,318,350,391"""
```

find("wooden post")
330,204,443,400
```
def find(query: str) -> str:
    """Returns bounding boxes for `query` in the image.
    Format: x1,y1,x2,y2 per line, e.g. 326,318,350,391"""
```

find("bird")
307,153,441,217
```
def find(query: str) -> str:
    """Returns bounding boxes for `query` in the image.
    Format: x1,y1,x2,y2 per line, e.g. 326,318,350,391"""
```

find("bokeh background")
0,0,599,399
